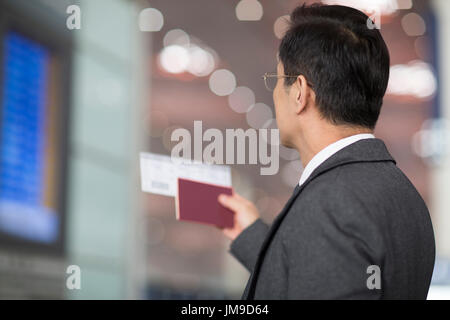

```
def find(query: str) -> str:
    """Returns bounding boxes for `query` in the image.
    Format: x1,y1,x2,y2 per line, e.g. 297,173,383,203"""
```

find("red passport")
176,178,234,228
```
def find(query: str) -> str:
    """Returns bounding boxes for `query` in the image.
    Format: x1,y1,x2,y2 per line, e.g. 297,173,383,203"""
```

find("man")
217,4,435,299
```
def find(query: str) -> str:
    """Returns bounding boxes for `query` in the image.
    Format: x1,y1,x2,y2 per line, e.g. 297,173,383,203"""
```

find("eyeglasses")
262,72,314,92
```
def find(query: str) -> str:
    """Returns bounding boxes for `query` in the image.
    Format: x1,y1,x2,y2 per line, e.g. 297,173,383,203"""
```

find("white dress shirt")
298,133,375,186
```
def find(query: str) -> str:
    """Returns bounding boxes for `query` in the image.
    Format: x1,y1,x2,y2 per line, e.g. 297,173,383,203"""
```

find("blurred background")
0,0,449,299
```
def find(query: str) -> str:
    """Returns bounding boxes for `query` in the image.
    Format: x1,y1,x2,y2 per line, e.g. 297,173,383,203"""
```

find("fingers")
218,193,244,212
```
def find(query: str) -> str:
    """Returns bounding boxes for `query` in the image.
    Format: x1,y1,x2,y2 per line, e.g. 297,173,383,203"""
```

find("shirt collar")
298,133,375,186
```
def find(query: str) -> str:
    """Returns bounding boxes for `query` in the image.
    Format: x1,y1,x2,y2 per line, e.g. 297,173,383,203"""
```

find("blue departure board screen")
0,31,58,243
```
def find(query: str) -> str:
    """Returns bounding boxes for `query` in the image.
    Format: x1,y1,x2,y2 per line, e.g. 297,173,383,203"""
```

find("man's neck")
294,125,374,168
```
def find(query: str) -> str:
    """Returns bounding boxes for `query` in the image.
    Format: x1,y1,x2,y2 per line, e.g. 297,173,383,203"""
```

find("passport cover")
176,178,234,228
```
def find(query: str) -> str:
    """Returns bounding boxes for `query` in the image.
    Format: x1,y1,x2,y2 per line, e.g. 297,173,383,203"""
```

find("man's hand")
217,192,260,241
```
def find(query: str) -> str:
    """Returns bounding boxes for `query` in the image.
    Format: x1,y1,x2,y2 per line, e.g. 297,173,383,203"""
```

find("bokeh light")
159,45,190,74
208,69,236,96
186,45,215,77
402,12,427,36
412,119,450,164
228,86,255,113
246,103,273,129
163,29,190,47
273,15,290,39
139,8,164,32
397,0,413,10
388,61,437,99
322,0,398,15
235,0,263,21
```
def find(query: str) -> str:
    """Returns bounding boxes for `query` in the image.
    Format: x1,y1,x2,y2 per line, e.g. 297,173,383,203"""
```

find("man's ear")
292,75,309,115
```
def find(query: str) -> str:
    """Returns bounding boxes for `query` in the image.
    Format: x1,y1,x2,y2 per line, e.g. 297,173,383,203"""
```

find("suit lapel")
242,138,396,300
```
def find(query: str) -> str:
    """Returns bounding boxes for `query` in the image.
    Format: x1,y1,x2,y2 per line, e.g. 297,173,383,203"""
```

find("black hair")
279,4,390,129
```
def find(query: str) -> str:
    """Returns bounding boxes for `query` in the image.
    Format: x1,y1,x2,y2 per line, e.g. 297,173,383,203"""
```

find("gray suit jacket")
229,138,435,299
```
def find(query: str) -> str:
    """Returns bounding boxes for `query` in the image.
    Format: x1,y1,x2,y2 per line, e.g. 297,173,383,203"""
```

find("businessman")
218,4,435,299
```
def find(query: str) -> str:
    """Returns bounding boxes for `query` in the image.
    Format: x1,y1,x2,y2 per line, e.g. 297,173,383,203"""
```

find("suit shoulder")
288,163,389,233
283,165,386,258
299,159,406,205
